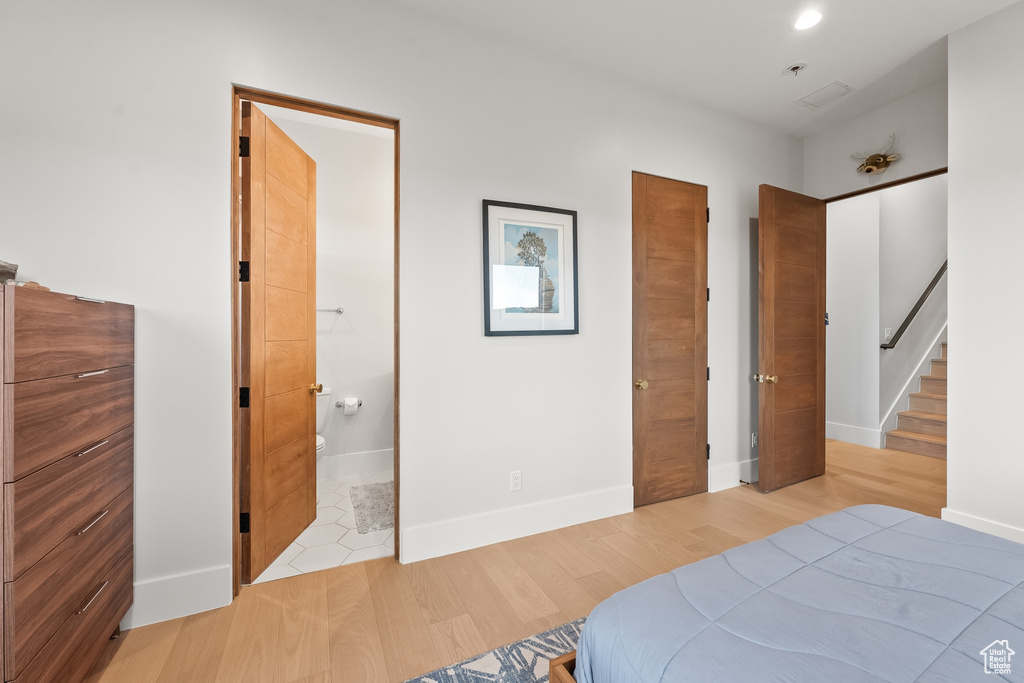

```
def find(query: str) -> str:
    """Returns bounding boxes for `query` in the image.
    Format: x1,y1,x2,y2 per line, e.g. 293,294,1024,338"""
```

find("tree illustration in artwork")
516,230,555,312
516,230,548,278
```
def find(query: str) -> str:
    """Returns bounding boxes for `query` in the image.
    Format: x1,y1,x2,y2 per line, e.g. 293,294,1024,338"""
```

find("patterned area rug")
405,618,585,683
350,481,394,534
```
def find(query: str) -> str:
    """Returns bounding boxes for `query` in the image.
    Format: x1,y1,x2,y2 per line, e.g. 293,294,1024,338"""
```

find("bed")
559,505,1024,682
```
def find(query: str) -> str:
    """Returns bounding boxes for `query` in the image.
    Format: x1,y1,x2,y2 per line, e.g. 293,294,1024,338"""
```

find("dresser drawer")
3,365,133,481
4,426,133,581
2,285,134,383
4,488,132,680
11,546,133,683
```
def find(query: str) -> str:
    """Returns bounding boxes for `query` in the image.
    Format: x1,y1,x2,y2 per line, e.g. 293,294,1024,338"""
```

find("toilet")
316,385,332,454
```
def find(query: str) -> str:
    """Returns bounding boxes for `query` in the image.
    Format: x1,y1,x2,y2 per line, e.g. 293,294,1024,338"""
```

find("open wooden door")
632,172,708,506
240,102,318,582
756,184,826,492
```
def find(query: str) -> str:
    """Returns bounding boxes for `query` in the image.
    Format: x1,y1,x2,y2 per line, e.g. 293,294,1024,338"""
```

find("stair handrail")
881,259,948,350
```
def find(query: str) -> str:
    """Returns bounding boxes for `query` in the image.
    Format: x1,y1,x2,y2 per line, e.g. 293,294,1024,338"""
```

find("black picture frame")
482,199,579,336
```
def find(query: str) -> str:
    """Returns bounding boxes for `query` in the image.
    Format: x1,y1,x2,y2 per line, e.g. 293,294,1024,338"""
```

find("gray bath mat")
350,481,394,534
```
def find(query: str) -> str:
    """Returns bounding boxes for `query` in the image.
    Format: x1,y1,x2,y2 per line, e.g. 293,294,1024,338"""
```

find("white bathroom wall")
0,0,802,626
825,194,881,447
267,114,396,476
944,0,1024,543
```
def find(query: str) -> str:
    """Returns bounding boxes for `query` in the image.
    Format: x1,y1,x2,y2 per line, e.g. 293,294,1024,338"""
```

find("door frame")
230,85,401,595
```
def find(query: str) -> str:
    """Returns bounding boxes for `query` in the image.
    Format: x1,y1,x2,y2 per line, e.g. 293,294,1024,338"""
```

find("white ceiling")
385,0,1018,137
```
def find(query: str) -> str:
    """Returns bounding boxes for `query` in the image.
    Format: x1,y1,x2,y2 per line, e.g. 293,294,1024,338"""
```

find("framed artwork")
482,199,579,336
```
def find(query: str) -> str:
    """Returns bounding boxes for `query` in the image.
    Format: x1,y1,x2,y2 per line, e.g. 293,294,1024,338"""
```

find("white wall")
805,68,951,452
878,175,948,426
803,82,948,199
823,183,948,447
879,175,948,335
0,0,801,625
825,195,881,447
943,0,1024,543
878,282,946,436
823,177,948,448
269,116,396,475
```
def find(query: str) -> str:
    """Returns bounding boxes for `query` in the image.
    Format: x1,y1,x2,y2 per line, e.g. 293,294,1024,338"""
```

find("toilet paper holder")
336,400,363,408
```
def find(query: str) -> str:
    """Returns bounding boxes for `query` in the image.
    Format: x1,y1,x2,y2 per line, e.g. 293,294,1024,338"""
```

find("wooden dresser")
0,285,134,682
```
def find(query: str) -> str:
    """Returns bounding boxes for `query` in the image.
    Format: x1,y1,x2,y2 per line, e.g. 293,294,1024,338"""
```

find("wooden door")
756,184,826,492
632,172,708,506
240,102,317,582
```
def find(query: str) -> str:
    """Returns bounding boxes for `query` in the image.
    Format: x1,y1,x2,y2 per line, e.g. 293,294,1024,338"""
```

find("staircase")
885,343,947,459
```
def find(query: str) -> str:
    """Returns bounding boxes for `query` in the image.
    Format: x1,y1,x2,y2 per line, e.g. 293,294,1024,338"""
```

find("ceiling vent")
795,80,856,110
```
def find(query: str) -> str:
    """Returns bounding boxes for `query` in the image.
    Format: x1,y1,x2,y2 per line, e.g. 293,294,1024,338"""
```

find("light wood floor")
85,441,945,683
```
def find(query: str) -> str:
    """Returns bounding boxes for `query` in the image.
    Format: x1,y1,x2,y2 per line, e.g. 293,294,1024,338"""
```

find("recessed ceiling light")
794,11,822,30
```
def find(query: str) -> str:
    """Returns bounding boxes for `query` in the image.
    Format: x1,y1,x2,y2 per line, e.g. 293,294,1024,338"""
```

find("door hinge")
239,136,250,158
706,444,711,460
239,261,250,282
706,207,710,223
239,387,250,408
239,512,250,534
707,367,710,381
707,287,710,302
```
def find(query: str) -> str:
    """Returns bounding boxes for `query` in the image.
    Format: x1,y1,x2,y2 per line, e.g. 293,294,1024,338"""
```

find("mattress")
575,505,1024,682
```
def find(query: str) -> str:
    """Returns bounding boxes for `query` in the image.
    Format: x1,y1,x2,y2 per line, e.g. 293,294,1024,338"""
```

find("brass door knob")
309,383,324,395
753,374,763,383
765,375,779,384
635,379,648,390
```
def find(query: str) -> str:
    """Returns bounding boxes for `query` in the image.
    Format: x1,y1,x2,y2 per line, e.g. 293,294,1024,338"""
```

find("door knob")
309,383,324,395
765,375,778,384
635,379,648,390
753,374,763,383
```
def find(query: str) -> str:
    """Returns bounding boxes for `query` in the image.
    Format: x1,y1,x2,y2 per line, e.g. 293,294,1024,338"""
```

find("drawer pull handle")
74,440,109,457
76,510,109,535
75,296,108,304
77,581,109,614
75,370,109,379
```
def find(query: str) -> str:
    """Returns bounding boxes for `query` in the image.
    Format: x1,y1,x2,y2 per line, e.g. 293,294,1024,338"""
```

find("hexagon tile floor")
253,468,394,584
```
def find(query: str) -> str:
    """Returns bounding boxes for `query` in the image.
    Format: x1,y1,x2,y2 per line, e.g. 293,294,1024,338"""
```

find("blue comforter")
575,505,1024,682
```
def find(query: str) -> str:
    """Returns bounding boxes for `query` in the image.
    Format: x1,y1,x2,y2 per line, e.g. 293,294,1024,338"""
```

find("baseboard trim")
399,485,633,564
317,448,393,479
826,421,882,449
941,508,1024,545
708,458,758,493
121,564,232,629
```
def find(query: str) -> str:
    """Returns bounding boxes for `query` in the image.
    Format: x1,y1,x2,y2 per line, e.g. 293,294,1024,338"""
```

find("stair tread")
921,375,947,381
887,430,947,444
898,410,948,422
910,391,947,399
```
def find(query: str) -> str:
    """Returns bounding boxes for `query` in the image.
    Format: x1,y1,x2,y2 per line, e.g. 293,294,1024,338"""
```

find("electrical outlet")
751,432,758,448
884,328,893,340
510,470,522,491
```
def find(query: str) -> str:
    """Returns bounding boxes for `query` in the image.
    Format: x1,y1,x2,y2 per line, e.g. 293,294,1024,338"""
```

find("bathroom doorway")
230,86,400,593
